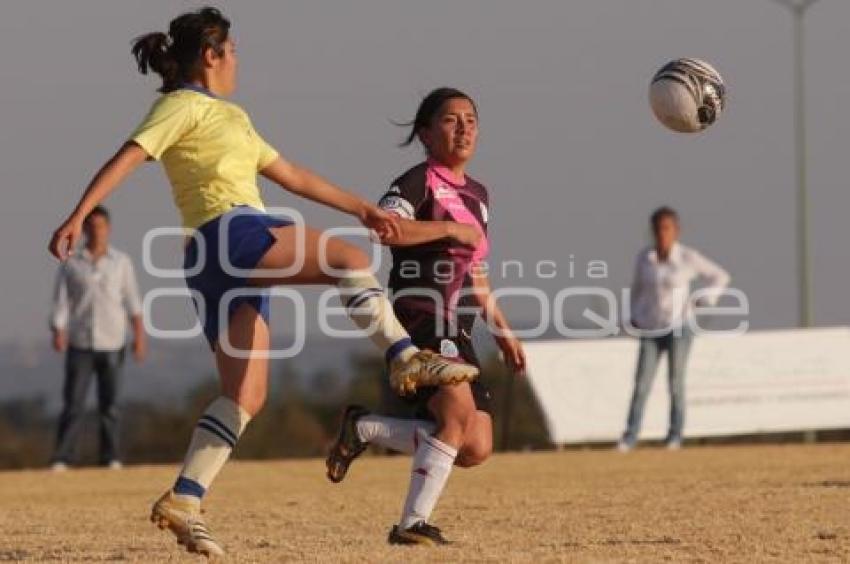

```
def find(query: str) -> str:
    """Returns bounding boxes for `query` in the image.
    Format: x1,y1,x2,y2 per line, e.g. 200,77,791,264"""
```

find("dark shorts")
184,206,294,349
392,307,493,419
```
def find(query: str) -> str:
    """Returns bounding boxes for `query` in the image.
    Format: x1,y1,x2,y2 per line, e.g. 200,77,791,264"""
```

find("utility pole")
769,0,821,327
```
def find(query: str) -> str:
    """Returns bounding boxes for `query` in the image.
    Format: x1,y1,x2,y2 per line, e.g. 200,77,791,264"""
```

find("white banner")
524,327,850,444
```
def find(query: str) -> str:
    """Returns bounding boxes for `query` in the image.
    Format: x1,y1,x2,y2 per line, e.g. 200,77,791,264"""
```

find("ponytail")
132,32,180,93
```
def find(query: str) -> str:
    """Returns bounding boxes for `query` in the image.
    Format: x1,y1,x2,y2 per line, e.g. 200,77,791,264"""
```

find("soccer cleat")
389,350,479,396
150,490,224,559
326,405,370,483
388,522,451,546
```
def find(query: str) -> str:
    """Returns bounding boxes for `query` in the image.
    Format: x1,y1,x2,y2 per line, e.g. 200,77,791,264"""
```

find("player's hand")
49,216,84,261
447,222,482,247
496,334,526,376
358,203,401,242
51,329,67,353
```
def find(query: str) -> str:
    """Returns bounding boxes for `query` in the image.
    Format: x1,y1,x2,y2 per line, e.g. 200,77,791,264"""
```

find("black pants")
53,347,125,465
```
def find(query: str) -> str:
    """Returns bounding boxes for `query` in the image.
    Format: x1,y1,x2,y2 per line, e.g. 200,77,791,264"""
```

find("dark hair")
650,206,679,231
400,87,478,147
132,7,231,93
84,205,111,226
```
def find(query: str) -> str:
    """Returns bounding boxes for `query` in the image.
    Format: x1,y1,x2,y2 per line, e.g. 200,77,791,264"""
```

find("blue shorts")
184,206,294,349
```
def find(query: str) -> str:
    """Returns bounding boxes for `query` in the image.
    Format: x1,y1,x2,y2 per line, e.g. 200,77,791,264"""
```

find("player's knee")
456,441,492,468
434,407,473,447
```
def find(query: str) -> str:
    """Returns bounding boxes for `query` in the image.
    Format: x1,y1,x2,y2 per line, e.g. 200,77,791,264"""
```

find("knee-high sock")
337,270,417,363
173,396,252,499
356,415,436,455
399,429,458,528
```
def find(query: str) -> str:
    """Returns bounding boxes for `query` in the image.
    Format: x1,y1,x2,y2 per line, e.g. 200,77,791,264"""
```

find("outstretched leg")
250,225,479,392
326,406,436,483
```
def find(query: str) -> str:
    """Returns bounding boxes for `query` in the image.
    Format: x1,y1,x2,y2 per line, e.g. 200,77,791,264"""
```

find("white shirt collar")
80,246,116,262
649,241,682,265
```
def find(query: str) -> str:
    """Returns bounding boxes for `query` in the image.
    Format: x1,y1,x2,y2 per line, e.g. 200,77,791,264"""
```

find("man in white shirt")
49,206,146,469
619,206,730,451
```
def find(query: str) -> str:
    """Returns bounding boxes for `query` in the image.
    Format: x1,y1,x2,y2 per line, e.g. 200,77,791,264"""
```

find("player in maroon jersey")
327,88,526,545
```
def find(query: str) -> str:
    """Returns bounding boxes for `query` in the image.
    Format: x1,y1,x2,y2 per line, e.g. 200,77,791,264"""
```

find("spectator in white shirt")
618,206,730,452
49,206,146,470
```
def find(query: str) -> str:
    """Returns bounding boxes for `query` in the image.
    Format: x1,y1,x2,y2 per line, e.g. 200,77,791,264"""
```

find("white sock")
173,396,252,498
356,415,436,455
337,270,417,363
399,429,458,529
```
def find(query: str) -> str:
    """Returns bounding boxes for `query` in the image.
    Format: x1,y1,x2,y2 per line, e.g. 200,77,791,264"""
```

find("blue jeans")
53,347,125,465
622,330,693,445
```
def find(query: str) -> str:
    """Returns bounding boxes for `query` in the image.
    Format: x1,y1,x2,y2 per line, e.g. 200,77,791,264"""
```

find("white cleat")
151,490,224,560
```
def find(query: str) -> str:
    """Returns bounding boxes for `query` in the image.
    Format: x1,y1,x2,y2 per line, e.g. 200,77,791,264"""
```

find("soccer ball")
649,58,726,133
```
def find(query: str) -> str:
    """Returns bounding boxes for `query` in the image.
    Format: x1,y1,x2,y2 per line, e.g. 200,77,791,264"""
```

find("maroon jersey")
378,159,490,332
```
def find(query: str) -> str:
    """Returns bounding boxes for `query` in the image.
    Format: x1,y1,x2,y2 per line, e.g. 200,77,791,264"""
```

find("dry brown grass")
1,444,849,562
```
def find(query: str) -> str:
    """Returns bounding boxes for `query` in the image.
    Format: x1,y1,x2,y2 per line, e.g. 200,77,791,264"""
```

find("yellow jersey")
131,88,279,229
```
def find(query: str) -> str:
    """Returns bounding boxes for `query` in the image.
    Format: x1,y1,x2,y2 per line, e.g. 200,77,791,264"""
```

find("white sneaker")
108,460,123,470
665,439,682,451
50,462,69,472
616,440,633,453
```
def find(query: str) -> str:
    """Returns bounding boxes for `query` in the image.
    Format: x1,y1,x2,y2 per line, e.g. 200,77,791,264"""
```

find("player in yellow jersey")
47,7,477,559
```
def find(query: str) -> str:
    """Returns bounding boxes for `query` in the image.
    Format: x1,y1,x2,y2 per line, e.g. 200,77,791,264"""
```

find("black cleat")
326,405,370,483
387,522,450,546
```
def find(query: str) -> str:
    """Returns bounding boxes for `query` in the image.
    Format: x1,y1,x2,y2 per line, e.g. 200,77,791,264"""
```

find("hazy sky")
1,0,849,346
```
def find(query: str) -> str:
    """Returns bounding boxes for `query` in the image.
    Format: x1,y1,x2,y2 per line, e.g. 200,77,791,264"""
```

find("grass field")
1,444,849,562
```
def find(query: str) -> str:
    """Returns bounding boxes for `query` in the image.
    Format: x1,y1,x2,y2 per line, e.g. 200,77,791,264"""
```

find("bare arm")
471,269,527,375
260,157,400,240
260,157,364,216
48,142,149,260
380,218,481,247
